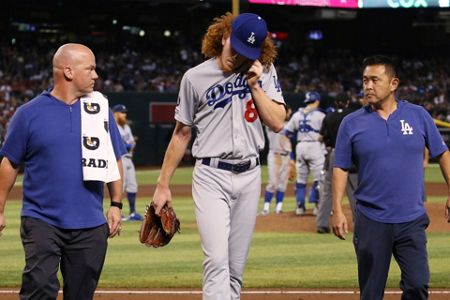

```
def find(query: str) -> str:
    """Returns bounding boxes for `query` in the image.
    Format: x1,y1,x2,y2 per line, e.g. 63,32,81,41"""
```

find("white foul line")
1,289,450,295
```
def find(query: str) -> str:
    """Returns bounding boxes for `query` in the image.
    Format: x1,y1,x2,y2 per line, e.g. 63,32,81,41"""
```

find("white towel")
80,91,120,183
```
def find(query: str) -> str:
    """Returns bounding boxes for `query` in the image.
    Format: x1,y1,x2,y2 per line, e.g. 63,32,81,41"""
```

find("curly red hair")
201,12,277,67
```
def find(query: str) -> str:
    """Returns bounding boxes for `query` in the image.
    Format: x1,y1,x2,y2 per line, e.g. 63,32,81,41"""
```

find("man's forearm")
251,86,285,132
438,151,450,195
107,159,123,202
332,167,349,214
107,180,123,202
0,157,19,213
157,123,192,187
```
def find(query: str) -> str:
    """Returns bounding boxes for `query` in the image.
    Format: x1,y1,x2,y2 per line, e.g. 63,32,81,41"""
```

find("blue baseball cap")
304,91,321,104
112,104,127,113
230,13,268,60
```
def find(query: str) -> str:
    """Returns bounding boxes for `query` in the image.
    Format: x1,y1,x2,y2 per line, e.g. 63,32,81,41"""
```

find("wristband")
110,201,123,209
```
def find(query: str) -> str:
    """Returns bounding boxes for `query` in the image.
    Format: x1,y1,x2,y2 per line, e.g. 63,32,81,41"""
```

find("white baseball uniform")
175,58,284,300
265,124,291,193
285,107,325,210
285,108,325,184
118,123,138,193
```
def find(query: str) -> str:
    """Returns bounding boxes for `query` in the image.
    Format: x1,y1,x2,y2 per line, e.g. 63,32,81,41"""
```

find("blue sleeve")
125,143,133,151
284,113,298,137
109,110,127,159
0,108,28,165
283,129,295,140
334,118,353,169
422,110,448,158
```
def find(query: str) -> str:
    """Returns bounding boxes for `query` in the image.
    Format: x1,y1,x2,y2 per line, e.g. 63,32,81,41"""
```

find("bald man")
0,43,126,300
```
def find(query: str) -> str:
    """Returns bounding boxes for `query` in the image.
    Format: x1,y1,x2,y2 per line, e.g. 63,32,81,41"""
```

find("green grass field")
1,165,449,289
13,163,446,186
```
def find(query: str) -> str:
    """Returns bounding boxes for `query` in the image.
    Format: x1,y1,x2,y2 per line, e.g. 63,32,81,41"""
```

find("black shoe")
317,227,330,234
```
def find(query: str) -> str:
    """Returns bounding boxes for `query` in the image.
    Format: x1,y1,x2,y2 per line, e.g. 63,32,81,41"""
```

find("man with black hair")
332,55,450,300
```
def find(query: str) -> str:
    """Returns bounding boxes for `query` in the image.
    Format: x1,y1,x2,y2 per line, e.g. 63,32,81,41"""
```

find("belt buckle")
231,160,251,173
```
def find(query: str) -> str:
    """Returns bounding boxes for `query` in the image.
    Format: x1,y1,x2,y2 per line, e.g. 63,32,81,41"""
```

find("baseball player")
261,106,293,215
150,13,285,300
113,104,143,221
284,91,325,216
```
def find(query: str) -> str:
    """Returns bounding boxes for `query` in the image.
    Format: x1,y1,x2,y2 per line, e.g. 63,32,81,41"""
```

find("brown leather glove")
139,202,180,248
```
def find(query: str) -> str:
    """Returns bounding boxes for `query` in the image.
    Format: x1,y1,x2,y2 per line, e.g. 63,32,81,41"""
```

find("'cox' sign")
387,0,428,7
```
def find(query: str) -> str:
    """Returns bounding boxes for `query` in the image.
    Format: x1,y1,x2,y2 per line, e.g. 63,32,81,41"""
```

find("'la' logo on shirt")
400,120,413,135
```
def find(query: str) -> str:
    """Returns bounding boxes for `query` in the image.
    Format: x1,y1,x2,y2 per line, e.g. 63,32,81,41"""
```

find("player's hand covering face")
219,36,252,73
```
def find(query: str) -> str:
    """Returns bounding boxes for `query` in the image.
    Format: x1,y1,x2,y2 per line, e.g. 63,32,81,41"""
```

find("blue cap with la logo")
230,13,268,60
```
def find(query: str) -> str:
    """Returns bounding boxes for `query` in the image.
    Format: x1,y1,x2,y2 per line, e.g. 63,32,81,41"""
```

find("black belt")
298,140,317,143
274,151,289,156
202,157,260,173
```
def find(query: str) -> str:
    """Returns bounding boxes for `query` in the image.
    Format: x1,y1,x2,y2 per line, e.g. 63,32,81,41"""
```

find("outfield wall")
106,92,450,166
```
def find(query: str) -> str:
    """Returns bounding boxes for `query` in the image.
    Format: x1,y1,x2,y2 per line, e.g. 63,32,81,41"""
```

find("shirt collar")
364,99,404,113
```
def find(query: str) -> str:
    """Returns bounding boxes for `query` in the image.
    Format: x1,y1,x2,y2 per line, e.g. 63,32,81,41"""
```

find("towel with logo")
80,91,120,183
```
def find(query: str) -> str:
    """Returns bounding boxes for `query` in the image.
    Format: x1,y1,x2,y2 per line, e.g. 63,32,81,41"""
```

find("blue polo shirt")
0,91,126,229
334,100,447,223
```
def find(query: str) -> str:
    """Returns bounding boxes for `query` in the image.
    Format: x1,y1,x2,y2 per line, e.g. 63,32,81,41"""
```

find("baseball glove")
288,160,297,181
139,202,180,248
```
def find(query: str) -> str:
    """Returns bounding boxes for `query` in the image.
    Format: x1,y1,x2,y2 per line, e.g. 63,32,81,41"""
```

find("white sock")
263,202,270,212
276,202,283,212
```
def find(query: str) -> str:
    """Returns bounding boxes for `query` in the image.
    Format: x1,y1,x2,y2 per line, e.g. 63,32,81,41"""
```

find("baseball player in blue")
284,92,325,215
113,104,143,221
261,106,293,215
150,13,285,300
332,55,450,300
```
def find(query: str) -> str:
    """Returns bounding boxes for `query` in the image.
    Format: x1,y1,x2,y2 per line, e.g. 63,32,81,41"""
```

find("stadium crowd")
1,43,449,145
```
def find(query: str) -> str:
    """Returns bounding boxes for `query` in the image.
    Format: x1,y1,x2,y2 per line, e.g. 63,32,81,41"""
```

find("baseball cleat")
123,212,143,221
259,210,269,216
317,227,330,234
295,207,305,216
313,205,319,216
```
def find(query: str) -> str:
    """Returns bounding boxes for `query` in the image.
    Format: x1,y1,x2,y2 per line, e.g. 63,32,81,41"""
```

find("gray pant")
295,141,325,184
316,149,357,230
192,160,261,300
122,156,138,193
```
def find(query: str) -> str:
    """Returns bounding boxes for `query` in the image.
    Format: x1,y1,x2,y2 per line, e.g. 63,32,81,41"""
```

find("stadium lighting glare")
11,38,16,45
139,30,145,37
112,19,117,25
39,29,60,33
164,30,171,37
439,0,449,7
